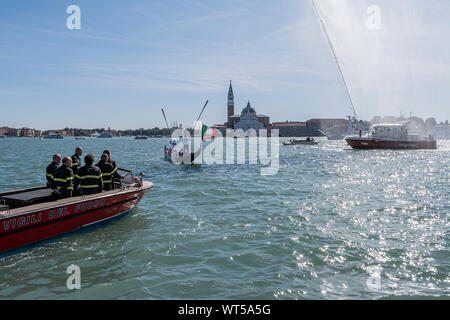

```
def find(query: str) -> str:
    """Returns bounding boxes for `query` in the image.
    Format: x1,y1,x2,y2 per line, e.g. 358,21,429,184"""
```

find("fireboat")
0,169,153,254
345,123,437,150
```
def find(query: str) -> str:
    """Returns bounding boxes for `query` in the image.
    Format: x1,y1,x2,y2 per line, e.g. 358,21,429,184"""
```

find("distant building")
216,81,355,137
0,127,9,136
20,127,35,137
9,128,21,137
234,101,267,132
273,121,336,137
431,124,450,139
271,121,315,137
224,81,270,131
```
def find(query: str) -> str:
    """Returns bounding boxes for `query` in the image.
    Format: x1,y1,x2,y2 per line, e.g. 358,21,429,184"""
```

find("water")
0,137,449,299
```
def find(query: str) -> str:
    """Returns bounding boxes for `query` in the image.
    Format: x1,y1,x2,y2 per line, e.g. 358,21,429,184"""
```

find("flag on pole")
202,124,219,141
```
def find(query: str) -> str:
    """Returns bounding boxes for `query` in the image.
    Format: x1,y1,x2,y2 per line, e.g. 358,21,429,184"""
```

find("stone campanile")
227,80,234,121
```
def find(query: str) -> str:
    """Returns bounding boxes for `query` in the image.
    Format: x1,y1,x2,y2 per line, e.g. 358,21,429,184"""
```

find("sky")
0,0,449,130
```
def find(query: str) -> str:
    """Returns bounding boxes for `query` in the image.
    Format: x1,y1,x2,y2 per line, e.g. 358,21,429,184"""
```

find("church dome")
241,101,256,115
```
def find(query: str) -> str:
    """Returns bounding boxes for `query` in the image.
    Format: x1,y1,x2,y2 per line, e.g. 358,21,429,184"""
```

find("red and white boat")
345,123,437,150
0,170,153,254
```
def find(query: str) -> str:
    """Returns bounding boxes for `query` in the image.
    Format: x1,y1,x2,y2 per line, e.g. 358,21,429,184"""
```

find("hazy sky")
1,0,449,130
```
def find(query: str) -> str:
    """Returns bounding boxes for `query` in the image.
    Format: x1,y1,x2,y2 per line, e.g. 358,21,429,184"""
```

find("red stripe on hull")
0,189,148,253
346,138,437,150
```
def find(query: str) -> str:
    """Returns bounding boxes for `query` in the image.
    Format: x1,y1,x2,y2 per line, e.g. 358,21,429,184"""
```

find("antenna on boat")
311,0,358,120
161,108,170,129
193,100,209,131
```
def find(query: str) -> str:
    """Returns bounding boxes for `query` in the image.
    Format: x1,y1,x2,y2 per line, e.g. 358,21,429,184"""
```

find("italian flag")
202,124,219,141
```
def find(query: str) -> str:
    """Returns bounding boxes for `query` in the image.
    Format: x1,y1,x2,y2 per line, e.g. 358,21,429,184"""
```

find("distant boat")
346,122,437,150
0,135,6,139
135,135,148,140
75,137,86,140
98,133,113,138
283,138,318,146
43,134,64,139
164,139,202,166
90,132,100,138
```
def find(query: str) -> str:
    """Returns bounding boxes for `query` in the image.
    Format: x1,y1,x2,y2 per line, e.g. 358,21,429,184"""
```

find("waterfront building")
271,121,316,137
431,124,450,139
234,101,265,132
20,127,35,137
217,81,361,137
224,81,270,131
0,127,9,136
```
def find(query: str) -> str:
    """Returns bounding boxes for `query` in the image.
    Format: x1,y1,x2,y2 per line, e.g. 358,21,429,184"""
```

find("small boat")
43,134,64,139
283,138,318,146
75,137,86,140
164,139,202,165
135,135,148,140
0,169,152,254
0,135,6,139
345,123,437,150
98,132,113,138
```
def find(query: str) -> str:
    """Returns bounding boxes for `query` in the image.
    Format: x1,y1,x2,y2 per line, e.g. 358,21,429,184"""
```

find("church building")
224,81,270,130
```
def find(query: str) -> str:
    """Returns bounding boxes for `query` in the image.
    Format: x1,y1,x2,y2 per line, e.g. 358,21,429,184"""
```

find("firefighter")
46,154,61,189
103,149,122,188
74,154,103,195
95,153,119,191
71,146,83,176
54,157,74,199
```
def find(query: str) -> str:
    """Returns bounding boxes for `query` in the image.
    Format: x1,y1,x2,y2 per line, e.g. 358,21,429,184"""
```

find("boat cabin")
370,123,408,140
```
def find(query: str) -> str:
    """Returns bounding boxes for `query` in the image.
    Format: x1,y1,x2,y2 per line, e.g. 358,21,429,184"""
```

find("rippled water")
0,137,448,299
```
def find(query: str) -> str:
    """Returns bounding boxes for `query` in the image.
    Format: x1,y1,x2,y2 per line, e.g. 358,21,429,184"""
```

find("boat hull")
345,138,437,150
0,182,152,254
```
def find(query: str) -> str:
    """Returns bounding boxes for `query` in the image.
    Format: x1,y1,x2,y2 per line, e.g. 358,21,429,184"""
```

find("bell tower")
227,80,234,126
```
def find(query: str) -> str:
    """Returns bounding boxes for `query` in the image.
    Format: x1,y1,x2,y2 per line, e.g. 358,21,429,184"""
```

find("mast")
161,108,170,129
311,0,358,120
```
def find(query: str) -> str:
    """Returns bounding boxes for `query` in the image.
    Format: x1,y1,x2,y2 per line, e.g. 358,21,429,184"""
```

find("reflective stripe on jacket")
46,161,60,188
54,166,74,192
74,165,103,194
71,154,81,175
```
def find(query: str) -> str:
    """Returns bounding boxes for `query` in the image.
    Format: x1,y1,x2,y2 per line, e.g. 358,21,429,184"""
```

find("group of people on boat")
45,147,122,199
164,139,187,159
164,140,179,156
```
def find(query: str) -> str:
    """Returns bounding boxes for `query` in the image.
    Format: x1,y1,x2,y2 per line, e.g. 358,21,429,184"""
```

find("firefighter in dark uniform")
74,154,103,195
54,157,74,199
96,153,119,191
103,149,122,189
71,147,83,176
46,154,61,189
